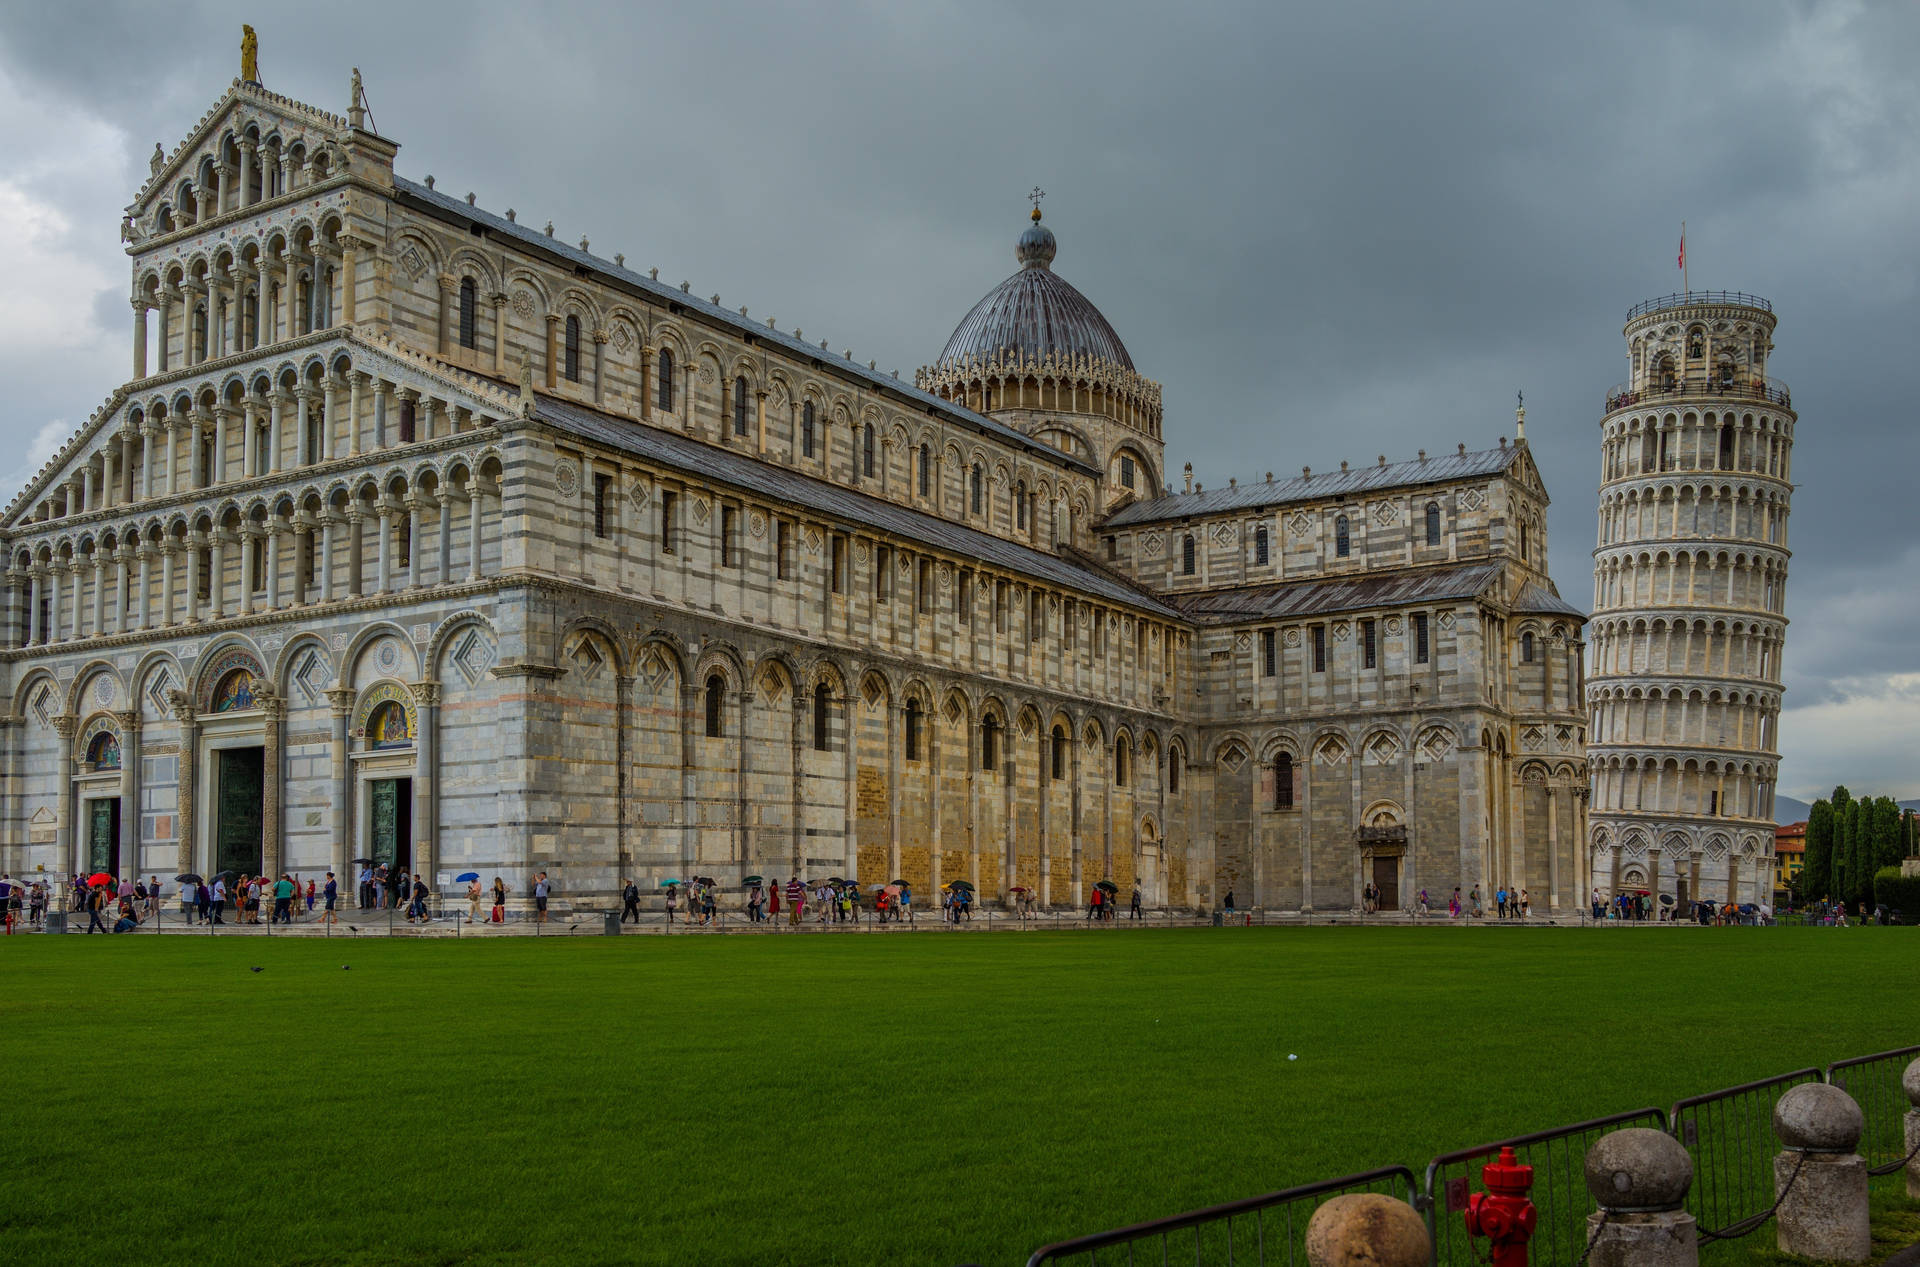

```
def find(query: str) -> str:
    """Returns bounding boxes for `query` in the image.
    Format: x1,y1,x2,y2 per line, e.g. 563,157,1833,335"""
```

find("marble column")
90,552,106,637
544,313,559,390
347,373,364,457
133,549,152,632
139,424,158,500
466,480,484,580
184,533,203,624
265,520,285,610
46,564,63,643
340,237,359,326
372,380,389,449
255,260,271,347
436,274,454,354
119,427,137,503
212,407,232,484
26,569,42,645
435,495,451,586
409,682,439,888
347,511,366,597
260,686,284,877
51,715,76,877
238,531,256,617
131,299,150,379
319,514,336,602
156,289,174,374
592,329,608,406
326,687,354,888
375,505,392,593
405,498,423,587
116,710,140,874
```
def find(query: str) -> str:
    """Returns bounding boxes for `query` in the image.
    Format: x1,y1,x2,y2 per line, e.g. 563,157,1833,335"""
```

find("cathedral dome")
937,209,1134,371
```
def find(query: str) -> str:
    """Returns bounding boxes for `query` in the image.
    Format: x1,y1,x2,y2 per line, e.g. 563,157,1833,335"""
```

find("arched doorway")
1358,803,1407,912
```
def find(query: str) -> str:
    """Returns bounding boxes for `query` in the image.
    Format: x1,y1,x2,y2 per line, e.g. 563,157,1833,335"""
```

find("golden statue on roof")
241,25,260,84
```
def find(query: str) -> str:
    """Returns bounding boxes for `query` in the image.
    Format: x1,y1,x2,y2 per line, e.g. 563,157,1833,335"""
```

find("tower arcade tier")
1587,293,1794,907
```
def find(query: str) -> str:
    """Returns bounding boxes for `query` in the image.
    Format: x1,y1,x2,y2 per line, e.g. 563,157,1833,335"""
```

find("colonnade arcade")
1589,822,1768,907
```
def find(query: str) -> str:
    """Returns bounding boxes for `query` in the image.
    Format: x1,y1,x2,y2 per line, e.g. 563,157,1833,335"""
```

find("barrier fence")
1024,1167,1418,1267
1005,1049,1917,1267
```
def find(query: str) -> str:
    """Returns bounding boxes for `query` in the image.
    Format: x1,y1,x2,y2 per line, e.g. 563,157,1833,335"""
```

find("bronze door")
1371,856,1400,910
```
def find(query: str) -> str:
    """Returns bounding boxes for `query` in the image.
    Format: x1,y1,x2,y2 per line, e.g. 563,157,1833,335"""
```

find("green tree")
1847,798,1871,906
1870,797,1903,872
1804,799,1834,899
1832,787,1854,902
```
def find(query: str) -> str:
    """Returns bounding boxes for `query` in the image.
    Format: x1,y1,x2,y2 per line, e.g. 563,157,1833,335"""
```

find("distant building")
1773,820,1806,896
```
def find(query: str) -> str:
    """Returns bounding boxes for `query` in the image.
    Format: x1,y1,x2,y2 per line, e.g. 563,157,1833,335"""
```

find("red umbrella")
87,872,113,887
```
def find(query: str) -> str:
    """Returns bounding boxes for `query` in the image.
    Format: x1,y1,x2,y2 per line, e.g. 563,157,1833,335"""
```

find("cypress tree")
1847,799,1870,906
1871,797,1903,872
1831,786,1854,903
1804,798,1834,898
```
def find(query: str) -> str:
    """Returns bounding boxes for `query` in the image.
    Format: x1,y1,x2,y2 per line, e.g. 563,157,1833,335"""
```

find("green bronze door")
87,799,119,874
370,779,412,871
215,748,265,878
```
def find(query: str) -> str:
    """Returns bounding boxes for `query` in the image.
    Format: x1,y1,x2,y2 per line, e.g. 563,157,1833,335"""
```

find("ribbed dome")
937,210,1134,371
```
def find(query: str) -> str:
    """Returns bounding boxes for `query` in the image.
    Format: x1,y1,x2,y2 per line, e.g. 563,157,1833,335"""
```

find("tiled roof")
393,178,1097,476
530,396,1184,621
1162,563,1505,625
1104,446,1521,527
1513,580,1587,619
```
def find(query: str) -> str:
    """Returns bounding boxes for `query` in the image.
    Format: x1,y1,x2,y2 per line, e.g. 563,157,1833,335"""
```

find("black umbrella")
743,875,765,886
891,879,908,887
694,876,717,886
175,873,203,884
827,877,847,886
947,879,975,892
214,871,237,882
1094,879,1119,893
1658,893,1676,906
351,858,375,866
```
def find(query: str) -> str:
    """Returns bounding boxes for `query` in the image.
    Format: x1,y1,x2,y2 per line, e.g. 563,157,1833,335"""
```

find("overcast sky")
0,1,1914,803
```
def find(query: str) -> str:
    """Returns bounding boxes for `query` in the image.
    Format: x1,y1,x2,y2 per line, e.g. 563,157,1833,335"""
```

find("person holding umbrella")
785,876,804,927
746,877,764,924
899,881,913,924
84,878,109,933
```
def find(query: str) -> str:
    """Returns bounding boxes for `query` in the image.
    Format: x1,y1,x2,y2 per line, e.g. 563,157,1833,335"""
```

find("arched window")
1519,523,1529,561
733,376,749,436
1274,752,1294,809
1181,534,1195,575
813,683,832,751
1521,631,1535,663
369,701,413,749
458,277,477,350
1168,751,1181,794
918,443,931,496
563,315,581,382
656,349,675,410
1254,525,1269,565
704,673,725,738
1425,502,1441,546
86,731,121,770
970,464,983,515
801,402,815,457
1051,725,1067,781
1335,515,1350,557
862,424,876,478
1016,481,1027,530
904,699,922,762
980,716,1000,770
1114,738,1129,787
318,266,334,328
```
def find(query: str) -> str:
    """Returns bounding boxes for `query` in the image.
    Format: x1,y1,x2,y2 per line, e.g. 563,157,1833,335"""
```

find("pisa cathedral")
0,55,1610,914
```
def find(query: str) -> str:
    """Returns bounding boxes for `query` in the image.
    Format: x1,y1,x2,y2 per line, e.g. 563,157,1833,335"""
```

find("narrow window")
829,534,845,594
1029,590,1043,641
958,570,972,623
1262,629,1276,677
1312,624,1327,673
904,700,922,761
198,547,213,601
1335,514,1350,558
1425,502,1440,546
1361,618,1377,669
1255,525,1269,565
980,716,999,770
775,520,790,580
1106,536,1117,560
659,491,677,555
656,349,675,410
564,315,581,383
813,684,831,751
733,377,749,436
1181,534,1195,575
398,400,415,444
1414,612,1430,664
1015,481,1027,530
1121,455,1135,489
593,473,610,539
862,424,876,478
1051,726,1067,780
917,443,930,496
970,463,983,515
1521,631,1535,663
704,674,725,738
302,532,316,587
1114,739,1128,787
251,535,266,591
458,277,477,350
801,402,815,458
874,546,890,600
1708,789,1719,816
1274,752,1294,809
397,515,411,569
917,560,931,613
1718,426,1734,468
720,506,737,567
1168,754,1179,794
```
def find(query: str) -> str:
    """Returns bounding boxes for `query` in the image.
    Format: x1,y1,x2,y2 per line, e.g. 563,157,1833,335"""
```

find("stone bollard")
1304,1192,1431,1267
1582,1127,1698,1267
1905,1056,1920,1200
1773,1082,1871,1262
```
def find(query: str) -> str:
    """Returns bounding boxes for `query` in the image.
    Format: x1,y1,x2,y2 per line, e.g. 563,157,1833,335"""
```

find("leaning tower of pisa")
1587,292,1794,909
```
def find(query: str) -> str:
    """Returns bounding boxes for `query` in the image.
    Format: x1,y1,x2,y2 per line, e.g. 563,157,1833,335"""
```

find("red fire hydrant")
1463,1146,1536,1266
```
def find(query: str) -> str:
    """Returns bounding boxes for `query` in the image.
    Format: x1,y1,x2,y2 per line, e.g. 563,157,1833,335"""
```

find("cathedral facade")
0,60,1589,913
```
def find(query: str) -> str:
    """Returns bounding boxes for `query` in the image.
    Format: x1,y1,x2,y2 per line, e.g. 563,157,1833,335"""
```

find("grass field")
2,926,1915,1265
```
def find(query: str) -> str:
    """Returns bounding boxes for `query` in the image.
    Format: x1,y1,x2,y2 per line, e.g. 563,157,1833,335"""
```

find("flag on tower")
1677,226,1685,271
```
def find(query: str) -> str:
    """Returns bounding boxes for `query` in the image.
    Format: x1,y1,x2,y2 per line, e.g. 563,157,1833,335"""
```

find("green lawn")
1,927,1914,1265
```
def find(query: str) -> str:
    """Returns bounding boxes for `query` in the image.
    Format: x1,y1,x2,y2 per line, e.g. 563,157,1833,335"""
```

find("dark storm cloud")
2,0,1916,794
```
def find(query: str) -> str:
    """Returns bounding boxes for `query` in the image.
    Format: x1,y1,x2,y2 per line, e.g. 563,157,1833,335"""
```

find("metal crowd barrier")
1668,1068,1821,1243
1023,1167,1418,1267
1827,1046,1920,1176
1422,1109,1667,1266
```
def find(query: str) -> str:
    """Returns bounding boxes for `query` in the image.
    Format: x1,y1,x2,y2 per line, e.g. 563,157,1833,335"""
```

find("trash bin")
602,910,622,936
43,912,66,934
1210,911,1223,927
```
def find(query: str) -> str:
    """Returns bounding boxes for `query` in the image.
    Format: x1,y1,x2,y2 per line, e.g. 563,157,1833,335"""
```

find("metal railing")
1627,291,1773,320
1669,1068,1822,1242
1604,372,1792,413
1827,1046,1920,1176
1423,1109,1667,1266
1023,1167,1418,1267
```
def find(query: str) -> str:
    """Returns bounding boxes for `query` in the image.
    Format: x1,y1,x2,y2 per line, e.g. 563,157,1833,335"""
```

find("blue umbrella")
455,872,480,883
659,878,682,887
